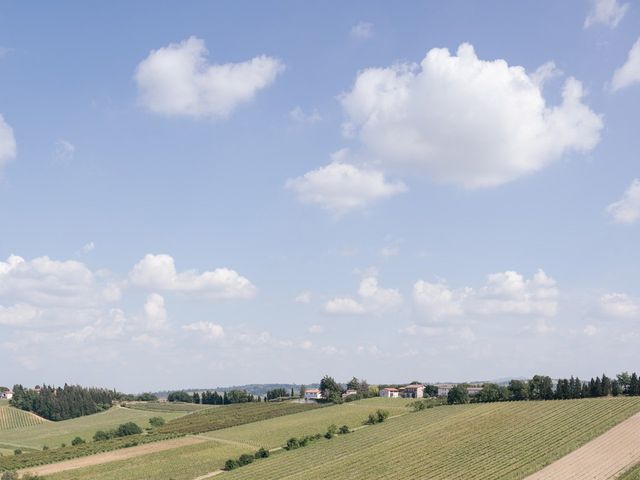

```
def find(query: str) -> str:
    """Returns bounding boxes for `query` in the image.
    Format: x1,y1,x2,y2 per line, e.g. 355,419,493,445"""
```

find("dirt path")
17,436,208,477
525,412,640,480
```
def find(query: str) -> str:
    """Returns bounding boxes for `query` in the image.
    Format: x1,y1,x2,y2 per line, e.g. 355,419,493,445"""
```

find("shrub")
339,425,350,434
115,422,142,437
224,459,239,470
366,412,378,425
285,437,300,450
238,453,254,466
255,447,270,459
93,430,111,441
71,437,85,446
42,446,49,451
13,449,21,455
2,472,19,480
376,409,389,423
324,430,334,439
149,416,165,428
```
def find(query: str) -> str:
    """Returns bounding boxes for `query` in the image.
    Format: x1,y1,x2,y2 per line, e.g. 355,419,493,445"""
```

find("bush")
71,437,85,446
93,430,111,441
338,425,350,434
238,453,254,466
42,446,49,451
255,447,270,459
115,422,142,437
13,449,21,455
149,416,165,428
285,437,300,450
2,472,18,480
376,409,389,423
224,459,239,470
324,430,334,439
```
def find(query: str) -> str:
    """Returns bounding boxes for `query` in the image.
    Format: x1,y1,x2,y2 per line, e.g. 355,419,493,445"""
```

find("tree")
601,374,612,396
149,416,165,428
357,379,370,398
612,380,621,396
529,375,553,400
447,384,470,405
224,459,239,470
136,393,158,401
115,422,142,437
508,380,529,401
631,373,639,396
192,392,201,404
167,391,192,403
320,375,342,403
618,372,631,394
238,453,254,466
478,383,505,403
71,436,85,446
255,447,270,459
299,385,306,398
424,385,439,397
347,377,360,390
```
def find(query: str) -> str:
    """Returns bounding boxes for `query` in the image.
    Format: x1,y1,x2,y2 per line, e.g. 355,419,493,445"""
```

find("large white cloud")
607,179,640,224
413,269,558,321
0,114,16,172
584,0,629,28
129,254,256,299
340,43,602,189
325,276,402,315
286,158,406,215
611,38,640,92
135,36,284,118
0,303,41,327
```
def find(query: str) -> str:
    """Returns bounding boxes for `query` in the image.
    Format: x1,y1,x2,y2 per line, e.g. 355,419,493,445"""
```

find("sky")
1,0,639,392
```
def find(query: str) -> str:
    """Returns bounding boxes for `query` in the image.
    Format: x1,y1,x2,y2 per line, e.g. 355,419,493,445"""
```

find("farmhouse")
342,389,358,398
379,388,400,398
303,388,323,400
0,389,13,400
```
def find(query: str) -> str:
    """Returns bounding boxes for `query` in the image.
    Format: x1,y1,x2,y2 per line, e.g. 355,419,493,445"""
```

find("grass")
0,406,185,451
220,397,640,480
621,463,640,479
123,402,216,413
158,401,321,435
41,440,250,480
0,400,47,431
204,398,411,448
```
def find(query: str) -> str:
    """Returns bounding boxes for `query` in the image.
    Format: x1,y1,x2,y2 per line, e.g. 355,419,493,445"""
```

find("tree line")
168,389,258,404
447,372,640,405
10,384,120,421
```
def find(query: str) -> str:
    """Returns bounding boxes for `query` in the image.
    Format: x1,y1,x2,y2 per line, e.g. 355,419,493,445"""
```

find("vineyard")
220,397,640,480
0,402,46,431
204,397,411,448
123,402,216,413
158,401,321,435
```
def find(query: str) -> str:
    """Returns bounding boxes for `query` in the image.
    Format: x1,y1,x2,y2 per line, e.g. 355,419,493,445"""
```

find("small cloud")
82,242,95,253
183,321,225,340
53,139,75,163
607,179,640,224
583,324,598,336
350,22,374,40
308,324,324,334
294,291,312,304
379,246,399,257
584,0,629,28
610,38,640,92
289,106,321,123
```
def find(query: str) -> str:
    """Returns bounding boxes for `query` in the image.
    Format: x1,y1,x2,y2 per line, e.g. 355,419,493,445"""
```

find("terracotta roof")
382,388,399,392
305,389,321,393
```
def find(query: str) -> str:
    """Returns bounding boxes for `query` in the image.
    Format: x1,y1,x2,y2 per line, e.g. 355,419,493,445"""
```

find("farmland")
0,399,47,431
220,397,640,480
158,401,321,435
123,402,215,414
0,405,185,450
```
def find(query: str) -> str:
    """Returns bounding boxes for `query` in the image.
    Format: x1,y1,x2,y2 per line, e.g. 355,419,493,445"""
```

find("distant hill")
153,384,319,399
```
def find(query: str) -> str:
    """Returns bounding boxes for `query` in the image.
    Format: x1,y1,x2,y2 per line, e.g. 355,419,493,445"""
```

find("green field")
0,406,185,451
123,402,216,413
621,463,640,479
220,397,640,480
158,401,321,435
204,397,411,448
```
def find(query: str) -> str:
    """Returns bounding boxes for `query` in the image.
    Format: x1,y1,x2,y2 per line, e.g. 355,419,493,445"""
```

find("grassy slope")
621,463,640,479
0,399,47,431
124,402,216,413
221,397,640,480
42,440,248,480
1,406,184,450
204,397,411,448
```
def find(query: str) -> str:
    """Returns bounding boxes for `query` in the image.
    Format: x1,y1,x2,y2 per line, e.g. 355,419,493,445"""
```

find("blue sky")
1,0,639,392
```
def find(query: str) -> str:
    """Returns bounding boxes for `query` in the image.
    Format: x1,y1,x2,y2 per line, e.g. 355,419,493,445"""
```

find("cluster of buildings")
379,384,425,398
303,382,485,401
0,389,13,400
434,383,483,397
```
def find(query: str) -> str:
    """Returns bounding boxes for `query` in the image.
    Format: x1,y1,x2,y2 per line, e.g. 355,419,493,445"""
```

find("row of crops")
123,402,215,413
0,404,46,431
222,397,640,480
159,401,321,435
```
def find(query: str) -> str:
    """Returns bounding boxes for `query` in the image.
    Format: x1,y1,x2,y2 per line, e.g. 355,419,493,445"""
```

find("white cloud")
607,179,640,224
135,36,284,118
340,43,602,189
65,308,127,342
0,304,41,327
143,293,168,330
350,22,374,40
600,293,640,318
294,291,312,304
413,269,559,321
286,159,406,215
53,139,75,163
583,324,598,336
0,254,108,307
132,333,163,348
0,114,16,172
401,323,476,342
129,254,256,300
584,0,629,28
182,321,224,340
82,242,95,253
289,106,321,123
379,246,399,257
308,324,324,334
611,38,640,92
325,276,402,315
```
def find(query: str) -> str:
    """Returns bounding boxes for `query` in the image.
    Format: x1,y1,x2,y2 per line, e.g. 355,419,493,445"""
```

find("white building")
0,390,13,400
303,388,323,400
399,384,425,399
379,388,400,398
342,389,358,398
